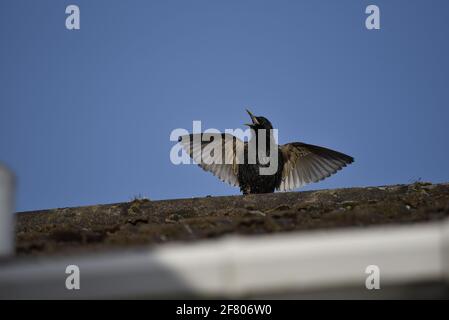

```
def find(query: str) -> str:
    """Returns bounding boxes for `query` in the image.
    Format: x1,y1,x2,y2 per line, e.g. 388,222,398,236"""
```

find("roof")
16,182,449,256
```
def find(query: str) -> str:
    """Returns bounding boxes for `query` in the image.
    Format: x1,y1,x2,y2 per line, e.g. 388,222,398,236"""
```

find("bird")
178,109,354,194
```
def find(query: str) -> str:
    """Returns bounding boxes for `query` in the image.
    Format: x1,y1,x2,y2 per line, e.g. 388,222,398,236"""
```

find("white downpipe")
0,164,15,257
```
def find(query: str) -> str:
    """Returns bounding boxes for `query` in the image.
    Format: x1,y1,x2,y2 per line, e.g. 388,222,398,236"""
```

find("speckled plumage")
237,145,284,194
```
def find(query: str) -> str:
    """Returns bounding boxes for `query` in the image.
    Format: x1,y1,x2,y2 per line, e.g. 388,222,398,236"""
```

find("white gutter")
1,218,448,299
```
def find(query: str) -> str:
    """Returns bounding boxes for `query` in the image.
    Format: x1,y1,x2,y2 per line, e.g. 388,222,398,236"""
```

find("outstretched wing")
179,133,245,187
278,142,354,191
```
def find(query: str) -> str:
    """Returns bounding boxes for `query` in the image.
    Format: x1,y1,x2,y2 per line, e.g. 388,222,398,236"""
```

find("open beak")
245,109,259,127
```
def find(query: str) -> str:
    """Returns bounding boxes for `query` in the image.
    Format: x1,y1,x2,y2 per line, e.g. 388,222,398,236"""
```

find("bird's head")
244,109,273,130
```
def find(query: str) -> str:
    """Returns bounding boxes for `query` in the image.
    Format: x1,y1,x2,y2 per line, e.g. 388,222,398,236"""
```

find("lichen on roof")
15,182,449,256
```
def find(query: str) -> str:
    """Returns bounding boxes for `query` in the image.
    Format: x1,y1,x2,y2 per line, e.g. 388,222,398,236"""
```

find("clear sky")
1,0,448,212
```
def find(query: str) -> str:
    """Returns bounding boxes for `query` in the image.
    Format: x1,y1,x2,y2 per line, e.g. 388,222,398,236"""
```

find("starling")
179,110,354,194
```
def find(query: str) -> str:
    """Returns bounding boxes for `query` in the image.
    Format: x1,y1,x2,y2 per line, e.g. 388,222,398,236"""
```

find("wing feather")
278,142,353,191
179,133,244,187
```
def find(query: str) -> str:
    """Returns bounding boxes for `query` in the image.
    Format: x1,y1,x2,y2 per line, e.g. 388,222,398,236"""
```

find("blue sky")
1,0,448,212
